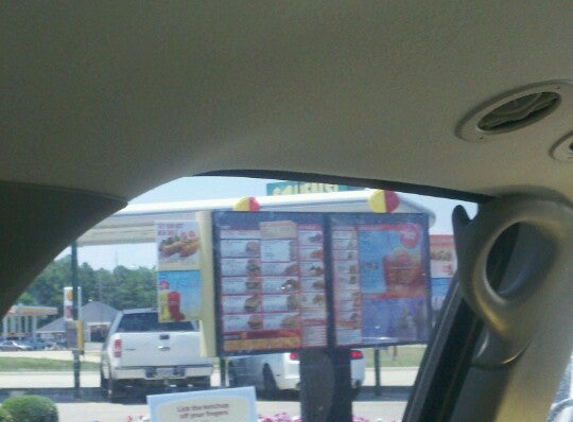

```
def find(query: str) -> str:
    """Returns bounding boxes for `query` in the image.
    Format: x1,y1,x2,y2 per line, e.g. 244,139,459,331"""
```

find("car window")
1,176,483,422
116,313,198,333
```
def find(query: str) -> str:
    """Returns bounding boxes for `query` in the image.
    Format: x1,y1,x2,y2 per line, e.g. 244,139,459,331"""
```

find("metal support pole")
300,349,353,422
219,357,227,387
32,316,37,341
374,348,382,396
71,242,81,398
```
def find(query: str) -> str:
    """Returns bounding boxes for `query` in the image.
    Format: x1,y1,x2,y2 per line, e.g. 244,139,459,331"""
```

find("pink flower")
257,414,371,422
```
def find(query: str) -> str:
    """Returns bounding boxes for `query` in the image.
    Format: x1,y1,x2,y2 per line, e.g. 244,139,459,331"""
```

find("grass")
0,347,425,372
362,345,426,368
0,357,100,371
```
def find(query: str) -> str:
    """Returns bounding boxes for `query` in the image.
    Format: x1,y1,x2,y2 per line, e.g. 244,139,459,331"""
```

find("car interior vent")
456,81,573,142
477,92,560,132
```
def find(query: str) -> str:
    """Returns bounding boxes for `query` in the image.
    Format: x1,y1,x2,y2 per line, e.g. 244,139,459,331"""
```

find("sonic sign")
267,182,363,196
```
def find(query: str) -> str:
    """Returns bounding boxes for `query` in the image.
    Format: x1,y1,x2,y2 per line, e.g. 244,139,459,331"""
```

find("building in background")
1,305,58,341
38,301,118,343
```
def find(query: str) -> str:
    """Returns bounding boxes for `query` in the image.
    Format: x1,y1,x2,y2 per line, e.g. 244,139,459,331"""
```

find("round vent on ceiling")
456,81,572,142
477,92,560,132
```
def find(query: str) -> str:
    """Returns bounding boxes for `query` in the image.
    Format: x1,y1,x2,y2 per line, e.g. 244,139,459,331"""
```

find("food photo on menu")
298,246,324,261
261,294,300,312
260,239,297,262
243,293,262,313
219,239,261,258
299,231,323,244
300,262,325,277
279,277,300,292
300,292,327,309
156,221,202,269
219,294,260,314
220,258,261,277
223,314,261,332
337,311,362,330
220,276,262,295
247,314,263,330
301,277,326,291
255,276,300,294
261,261,299,276
334,274,360,290
264,313,301,330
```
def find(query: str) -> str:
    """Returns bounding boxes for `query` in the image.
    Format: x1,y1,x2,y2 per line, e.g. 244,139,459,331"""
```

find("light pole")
71,242,81,399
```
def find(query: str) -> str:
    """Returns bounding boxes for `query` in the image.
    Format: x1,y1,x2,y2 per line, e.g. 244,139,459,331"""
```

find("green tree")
110,266,156,310
18,256,157,312
23,256,72,309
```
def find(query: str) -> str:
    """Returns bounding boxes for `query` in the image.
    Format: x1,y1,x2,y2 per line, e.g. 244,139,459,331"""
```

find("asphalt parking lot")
0,349,416,421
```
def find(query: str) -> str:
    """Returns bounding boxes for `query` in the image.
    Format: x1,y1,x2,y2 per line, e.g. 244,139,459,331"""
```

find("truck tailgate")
116,331,212,368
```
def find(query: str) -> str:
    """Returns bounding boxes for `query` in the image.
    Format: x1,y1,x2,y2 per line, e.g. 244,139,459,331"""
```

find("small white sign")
63,286,82,321
147,387,257,422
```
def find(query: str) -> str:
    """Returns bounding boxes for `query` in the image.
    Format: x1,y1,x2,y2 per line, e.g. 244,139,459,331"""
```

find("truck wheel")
100,370,108,398
193,376,211,389
228,364,238,387
108,375,125,403
263,366,279,399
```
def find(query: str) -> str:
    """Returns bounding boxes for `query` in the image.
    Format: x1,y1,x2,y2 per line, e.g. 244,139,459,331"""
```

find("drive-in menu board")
214,212,328,353
329,214,430,347
213,211,430,355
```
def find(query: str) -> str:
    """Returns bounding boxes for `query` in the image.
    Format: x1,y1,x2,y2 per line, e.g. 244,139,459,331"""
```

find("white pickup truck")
100,308,214,402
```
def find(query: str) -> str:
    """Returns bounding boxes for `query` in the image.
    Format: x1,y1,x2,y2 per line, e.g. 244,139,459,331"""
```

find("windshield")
2,176,477,422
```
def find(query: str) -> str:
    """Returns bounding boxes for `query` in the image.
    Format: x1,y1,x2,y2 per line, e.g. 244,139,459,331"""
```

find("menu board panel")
213,211,430,355
156,221,202,322
329,214,431,347
213,212,328,354
430,234,457,321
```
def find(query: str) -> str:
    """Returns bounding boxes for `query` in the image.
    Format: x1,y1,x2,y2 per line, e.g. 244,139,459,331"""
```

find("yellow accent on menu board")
197,211,217,357
368,189,387,213
224,336,302,353
233,197,252,211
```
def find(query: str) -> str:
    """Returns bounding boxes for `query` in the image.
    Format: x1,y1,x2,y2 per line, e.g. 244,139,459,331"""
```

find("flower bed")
257,413,399,422
125,412,402,422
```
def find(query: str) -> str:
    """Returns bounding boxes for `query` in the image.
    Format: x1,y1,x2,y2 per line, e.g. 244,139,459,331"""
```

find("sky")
71,176,476,270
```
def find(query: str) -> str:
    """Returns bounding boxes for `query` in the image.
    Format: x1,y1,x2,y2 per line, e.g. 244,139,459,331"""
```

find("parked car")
21,339,53,350
100,309,214,402
0,340,34,351
228,350,365,398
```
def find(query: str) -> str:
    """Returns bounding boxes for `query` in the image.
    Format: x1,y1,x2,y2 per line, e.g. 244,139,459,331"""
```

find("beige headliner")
1,2,572,202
